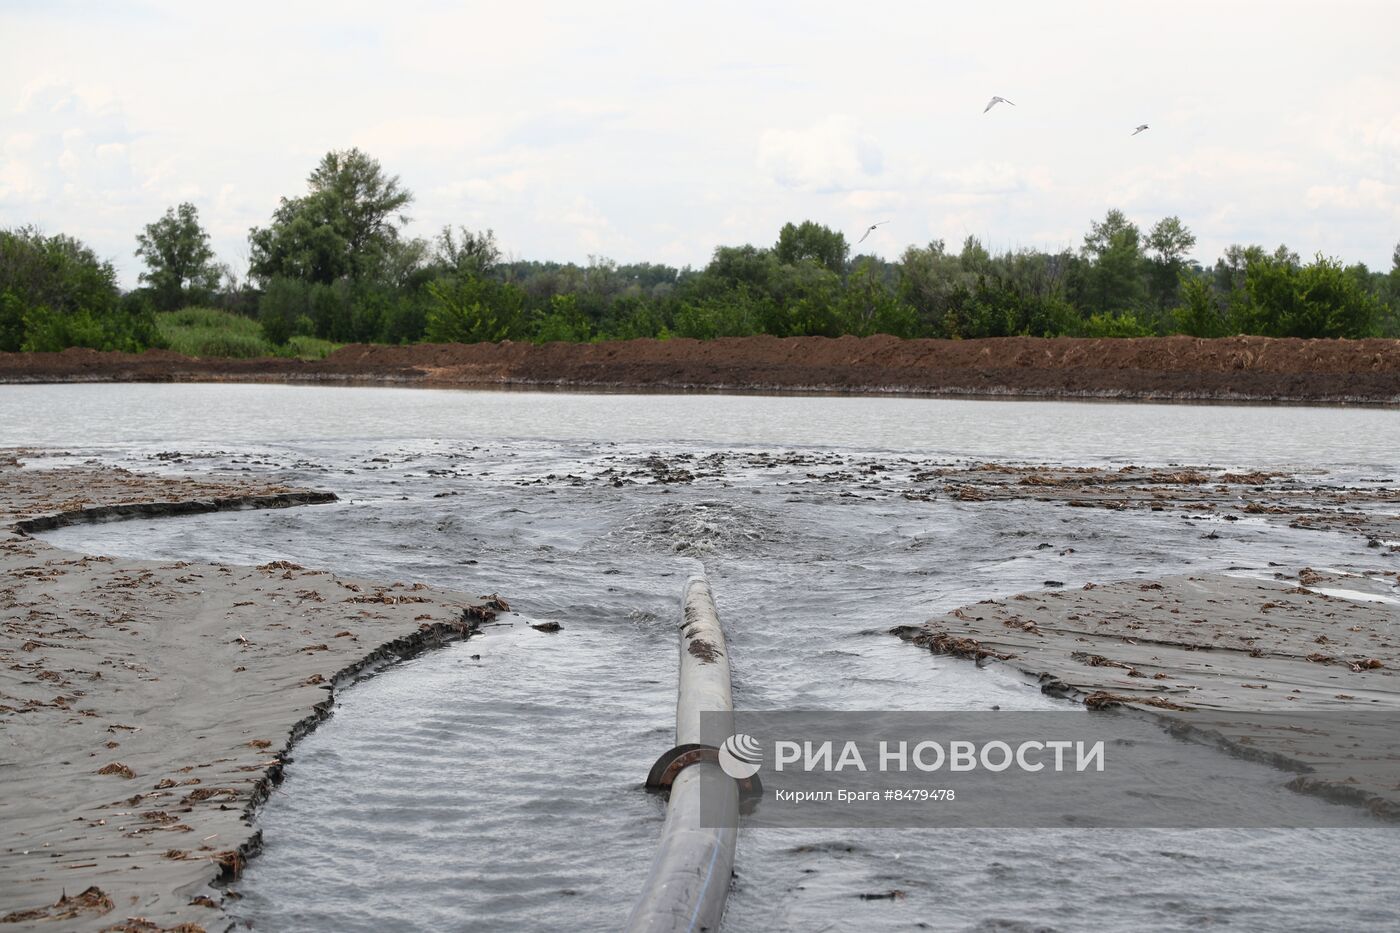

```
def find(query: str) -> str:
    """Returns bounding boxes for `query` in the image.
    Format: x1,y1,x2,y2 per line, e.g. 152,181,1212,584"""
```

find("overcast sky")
2,1,1397,286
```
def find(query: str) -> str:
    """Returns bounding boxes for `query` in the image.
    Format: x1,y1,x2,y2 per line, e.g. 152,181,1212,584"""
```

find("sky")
2,0,1398,287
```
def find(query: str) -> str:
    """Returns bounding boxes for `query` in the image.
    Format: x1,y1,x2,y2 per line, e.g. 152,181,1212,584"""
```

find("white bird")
1132,124,1150,136
984,96,1015,113
856,221,889,245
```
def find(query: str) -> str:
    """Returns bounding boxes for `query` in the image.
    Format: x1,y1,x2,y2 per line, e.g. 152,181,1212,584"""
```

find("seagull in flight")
1132,124,1150,136
856,221,889,245
984,96,1015,113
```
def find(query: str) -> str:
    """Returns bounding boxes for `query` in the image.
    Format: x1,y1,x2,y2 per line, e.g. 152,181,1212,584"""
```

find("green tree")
0,227,160,352
1172,273,1228,337
257,277,311,345
532,293,593,343
774,221,849,274
898,240,968,335
1385,242,1400,307
1382,243,1400,336
1145,216,1196,310
424,276,524,343
1234,254,1380,338
703,244,779,294
0,291,24,352
672,291,767,339
436,226,500,278
248,148,413,285
134,202,222,310
1081,209,1146,315
0,226,121,317
838,259,916,337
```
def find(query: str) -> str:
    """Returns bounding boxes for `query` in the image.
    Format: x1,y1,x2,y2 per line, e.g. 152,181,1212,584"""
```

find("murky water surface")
5,384,1398,931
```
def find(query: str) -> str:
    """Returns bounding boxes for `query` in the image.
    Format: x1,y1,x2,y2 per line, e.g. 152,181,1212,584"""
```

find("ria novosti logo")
716,732,1107,779
718,733,763,779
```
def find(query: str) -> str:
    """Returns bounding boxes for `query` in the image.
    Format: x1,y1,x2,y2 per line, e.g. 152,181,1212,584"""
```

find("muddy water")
8,384,1399,931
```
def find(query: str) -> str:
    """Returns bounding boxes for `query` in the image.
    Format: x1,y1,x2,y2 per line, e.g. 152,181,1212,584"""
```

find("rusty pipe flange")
645,743,763,798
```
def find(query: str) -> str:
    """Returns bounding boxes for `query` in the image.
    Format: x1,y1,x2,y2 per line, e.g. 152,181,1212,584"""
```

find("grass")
155,308,340,360
283,335,338,360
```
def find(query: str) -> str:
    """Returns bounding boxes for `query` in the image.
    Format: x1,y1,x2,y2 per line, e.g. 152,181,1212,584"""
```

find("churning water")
6,383,1399,931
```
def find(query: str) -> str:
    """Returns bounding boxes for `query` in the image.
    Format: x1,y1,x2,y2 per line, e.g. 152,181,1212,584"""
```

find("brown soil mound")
2,335,1398,403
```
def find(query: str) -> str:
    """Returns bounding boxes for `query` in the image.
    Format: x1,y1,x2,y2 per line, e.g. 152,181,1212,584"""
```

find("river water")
4,383,1398,932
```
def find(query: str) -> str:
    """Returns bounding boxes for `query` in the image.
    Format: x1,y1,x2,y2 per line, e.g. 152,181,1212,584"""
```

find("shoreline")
0,457,502,931
887,459,1400,814
3,333,1399,405
9,372,1400,410
893,575,1400,817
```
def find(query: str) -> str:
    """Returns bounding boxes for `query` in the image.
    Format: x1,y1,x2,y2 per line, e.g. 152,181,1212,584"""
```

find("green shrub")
282,335,339,359
19,305,160,353
0,291,23,352
258,277,309,345
1173,275,1229,337
1078,310,1153,338
0,227,162,352
0,227,121,317
671,291,767,339
156,307,271,358
425,276,525,343
1233,254,1380,338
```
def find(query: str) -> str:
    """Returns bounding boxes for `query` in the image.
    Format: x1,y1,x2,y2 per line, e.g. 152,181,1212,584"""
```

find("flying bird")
1132,124,1150,136
856,221,889,245
984,96,1015,113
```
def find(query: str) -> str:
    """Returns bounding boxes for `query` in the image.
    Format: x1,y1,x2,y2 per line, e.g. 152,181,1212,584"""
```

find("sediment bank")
0,455,500,931
894,569,1400,814
3,333,1399,404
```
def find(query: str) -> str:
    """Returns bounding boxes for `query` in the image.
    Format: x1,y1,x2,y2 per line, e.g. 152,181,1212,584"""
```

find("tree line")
3,147,1399,354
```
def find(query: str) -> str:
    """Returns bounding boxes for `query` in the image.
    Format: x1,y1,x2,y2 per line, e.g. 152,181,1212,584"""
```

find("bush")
283,335,339,359
671,291,767,339
1173,275,1229,337
156,308,271,358
0,226,121,316
0,291,23,352
1078,310,1153,338
19,304,161,353
258,277,310,345
425,276,525,343
1234,254,1380,338
530,294,592,343
309,279,354,341
0,227,161,352
379,291,429,344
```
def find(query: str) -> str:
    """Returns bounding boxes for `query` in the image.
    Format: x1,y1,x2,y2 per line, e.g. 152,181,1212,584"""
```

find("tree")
898,240,969,335
701,244,779,295
1233,253,1379,338
1388,242,1400,306
1081,209,1146,315
248,148,412,286
1145,216,1196,310
424,276,524,343
135,203,221,310
1,226,121,318
774,221,848,274
1173,273,1228,337
436,226,500,278
0,226,162,353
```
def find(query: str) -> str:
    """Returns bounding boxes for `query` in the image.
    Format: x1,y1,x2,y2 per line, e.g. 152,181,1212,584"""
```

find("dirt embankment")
2,334,1398,403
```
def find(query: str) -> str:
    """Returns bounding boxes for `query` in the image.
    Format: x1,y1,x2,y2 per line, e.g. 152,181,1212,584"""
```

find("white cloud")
1305,179,1400,216
757,116,884,193
1,0,1398,283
